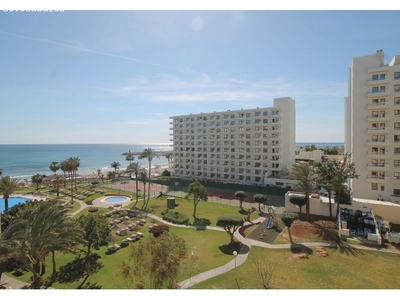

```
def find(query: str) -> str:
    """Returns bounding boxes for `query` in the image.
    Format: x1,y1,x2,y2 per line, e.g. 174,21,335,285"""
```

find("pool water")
104,196,129,203
0,196,31,213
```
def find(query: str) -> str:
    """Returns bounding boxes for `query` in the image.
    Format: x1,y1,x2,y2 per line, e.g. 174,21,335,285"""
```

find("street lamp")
233,250,238,268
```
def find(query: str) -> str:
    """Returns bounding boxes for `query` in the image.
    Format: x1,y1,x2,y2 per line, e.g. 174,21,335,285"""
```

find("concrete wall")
285,192,337,217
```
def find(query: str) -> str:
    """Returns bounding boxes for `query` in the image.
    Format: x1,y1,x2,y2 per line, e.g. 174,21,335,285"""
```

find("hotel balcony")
367,151,390,159
367,103,390,110
366,79,389,86
366,176,390,183
367,128,389,134
367,91,389,98
367,115,390,122
367,139,390,146
366,164,388,171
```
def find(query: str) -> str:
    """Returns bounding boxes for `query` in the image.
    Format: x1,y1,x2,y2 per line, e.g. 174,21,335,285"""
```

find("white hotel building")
345,50,400,202
169,97,296,187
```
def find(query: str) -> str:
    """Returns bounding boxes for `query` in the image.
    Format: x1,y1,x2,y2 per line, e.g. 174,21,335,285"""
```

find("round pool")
104,196,130,203
0,196,32,213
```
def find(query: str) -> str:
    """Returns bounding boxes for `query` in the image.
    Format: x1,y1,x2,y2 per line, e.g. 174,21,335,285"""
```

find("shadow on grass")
238,209,249,215
290,243,313,255
218,241,242,255
77,282,102,289
57,253,104,283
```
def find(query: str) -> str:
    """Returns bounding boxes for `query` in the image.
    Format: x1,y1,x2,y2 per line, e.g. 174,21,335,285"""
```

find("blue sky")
1,8,400,144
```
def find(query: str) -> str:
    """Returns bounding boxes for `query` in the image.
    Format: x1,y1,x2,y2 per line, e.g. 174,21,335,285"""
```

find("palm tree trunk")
4,197,9,213
147,162,151,207
51,250,57,281
135,178,139,207
193,202,197,219
305,192,310,221
328,190,333,219
32,260,42,289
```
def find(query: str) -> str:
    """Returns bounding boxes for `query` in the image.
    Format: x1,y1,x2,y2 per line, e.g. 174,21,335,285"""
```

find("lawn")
145,195,259,226
6,182,400,290
9,224,236,289
191,246,400,289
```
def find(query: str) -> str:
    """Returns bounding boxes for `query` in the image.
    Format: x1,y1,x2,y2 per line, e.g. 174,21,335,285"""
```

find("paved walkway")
2,198,400,290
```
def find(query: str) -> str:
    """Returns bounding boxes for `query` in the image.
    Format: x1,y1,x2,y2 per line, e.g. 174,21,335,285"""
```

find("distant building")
169,97,296,187
345,50,400,203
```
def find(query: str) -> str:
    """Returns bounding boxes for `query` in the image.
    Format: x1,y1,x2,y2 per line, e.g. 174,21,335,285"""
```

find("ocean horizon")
0,144,172,180
0,142,344,180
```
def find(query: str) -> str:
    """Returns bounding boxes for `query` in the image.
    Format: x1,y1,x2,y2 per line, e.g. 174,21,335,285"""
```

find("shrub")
162,211,189,225
151,225,170,237
161,169,171,177
88,207,99,213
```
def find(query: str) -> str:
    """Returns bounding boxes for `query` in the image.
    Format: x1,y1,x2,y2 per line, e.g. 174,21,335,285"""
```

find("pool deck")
91,195,132,208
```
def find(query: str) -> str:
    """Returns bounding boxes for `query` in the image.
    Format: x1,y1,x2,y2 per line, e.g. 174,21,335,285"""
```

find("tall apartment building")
345,50,400,202
169,97,296,187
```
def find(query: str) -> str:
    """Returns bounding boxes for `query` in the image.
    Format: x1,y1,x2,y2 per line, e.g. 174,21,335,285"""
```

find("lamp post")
233,250,237,269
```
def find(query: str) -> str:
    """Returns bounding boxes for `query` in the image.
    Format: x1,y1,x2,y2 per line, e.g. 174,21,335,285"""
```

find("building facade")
169,97,296,186
345,50,400,202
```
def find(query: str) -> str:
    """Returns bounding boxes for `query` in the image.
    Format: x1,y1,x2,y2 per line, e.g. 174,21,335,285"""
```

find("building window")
396,135,400,143
395,122,400,130
395,160,400,167
372,74,379,80
395,110,400,116
395,148,400,155
371,183,378,190
380,74,386,80
394,172,400,180
394,189,400,195
372,87,379,93
395,97,400,105
395,84,400,92
395,72,400,79
380,86,386,92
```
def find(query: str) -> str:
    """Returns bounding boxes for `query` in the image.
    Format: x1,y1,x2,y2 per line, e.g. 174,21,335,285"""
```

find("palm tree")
138,168,148,209
63,158,80,204
288,162,318,221
0,200,85,288
110,161,121,173
31,174,45,190
52,175,64,197
127,162,140,206
165,152,173,168
0,169,3,177
139,148,159,207
70,157,80,189
0,176,22,213
60,160,68,187
49,162,59,176
124,150,135,169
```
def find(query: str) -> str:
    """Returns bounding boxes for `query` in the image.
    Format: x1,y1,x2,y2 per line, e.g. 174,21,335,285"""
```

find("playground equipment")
266,216,273,229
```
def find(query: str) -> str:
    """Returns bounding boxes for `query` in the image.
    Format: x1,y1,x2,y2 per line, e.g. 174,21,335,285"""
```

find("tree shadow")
238,209,248,215
218,241,242,255
333,239,365,257
57,253,103,283
77,281,102,289
290,243,313,255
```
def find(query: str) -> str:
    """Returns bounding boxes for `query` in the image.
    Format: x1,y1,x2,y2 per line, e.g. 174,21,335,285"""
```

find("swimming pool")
0,196,32,213
104,196,130,203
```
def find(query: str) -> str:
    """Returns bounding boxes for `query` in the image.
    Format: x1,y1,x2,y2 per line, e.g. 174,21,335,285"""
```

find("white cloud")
191,16,205,32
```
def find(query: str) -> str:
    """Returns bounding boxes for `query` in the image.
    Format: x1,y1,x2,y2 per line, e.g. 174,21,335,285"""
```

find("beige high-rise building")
345,50,400,202
169,97,296,187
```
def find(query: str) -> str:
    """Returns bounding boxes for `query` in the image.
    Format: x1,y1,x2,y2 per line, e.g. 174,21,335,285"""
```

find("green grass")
7,182,400,289
10,224,236,289
146,195,256,226
191,246,400,289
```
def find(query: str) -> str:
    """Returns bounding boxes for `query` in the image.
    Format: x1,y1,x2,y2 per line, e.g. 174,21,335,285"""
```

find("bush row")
161,210,189,225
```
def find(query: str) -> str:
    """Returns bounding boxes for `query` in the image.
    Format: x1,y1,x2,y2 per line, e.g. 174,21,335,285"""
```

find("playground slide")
266,216,273,229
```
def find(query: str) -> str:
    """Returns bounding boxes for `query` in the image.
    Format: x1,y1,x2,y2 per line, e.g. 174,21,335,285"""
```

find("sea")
0,142,344,180
0,144,172,180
